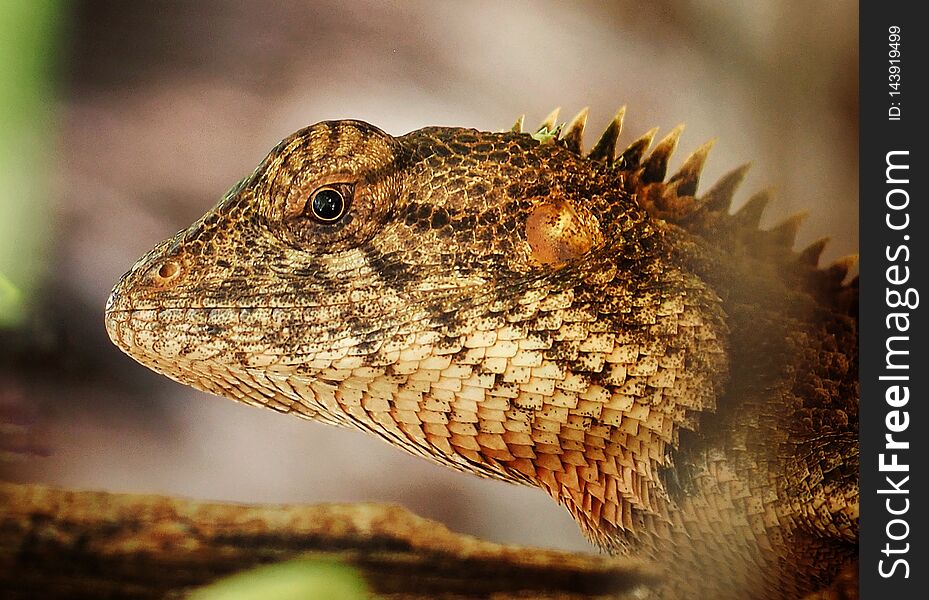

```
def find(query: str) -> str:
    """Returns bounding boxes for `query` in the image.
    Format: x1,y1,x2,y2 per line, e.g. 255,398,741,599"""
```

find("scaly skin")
105,109,859,599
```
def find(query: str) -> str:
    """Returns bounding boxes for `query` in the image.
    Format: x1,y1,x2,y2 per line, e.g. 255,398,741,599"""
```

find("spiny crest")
510,107,858,318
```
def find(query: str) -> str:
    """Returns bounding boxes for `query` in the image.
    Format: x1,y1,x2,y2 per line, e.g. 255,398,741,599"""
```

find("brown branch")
0,482,655,598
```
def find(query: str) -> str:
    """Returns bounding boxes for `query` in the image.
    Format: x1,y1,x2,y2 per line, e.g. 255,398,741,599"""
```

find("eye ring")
307,187,348,223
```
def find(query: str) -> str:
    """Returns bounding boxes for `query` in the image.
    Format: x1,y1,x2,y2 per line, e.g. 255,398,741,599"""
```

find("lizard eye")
306,185,352,223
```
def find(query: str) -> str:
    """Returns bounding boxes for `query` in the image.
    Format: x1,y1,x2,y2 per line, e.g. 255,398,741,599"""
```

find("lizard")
104,107,859,599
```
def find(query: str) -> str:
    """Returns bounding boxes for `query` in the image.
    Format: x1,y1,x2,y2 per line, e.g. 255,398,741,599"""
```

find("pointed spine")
641,124,685,184
798,238,829,266
511,115,525,133
768,211,808,248
619,127,659,170
825,255,858,284
733,190,771,229
560,107,589,154
668,139,715,197
588,107,625,164
538,107,561,133
700,163,751,213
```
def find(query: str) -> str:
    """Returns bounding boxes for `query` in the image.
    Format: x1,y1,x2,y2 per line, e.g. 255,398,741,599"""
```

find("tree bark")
0,482,654,598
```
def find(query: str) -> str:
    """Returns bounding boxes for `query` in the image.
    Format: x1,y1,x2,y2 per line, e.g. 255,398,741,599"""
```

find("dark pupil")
311,189,344,222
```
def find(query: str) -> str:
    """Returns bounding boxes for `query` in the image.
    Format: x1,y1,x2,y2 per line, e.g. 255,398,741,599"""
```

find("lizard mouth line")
105,305,355,313
103,300,395,314
104,287,496,316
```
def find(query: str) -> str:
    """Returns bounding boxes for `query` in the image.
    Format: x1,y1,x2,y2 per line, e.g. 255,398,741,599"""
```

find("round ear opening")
525,200,597,267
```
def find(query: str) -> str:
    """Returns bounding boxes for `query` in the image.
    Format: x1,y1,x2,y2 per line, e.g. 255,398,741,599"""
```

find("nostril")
105,289,118,311
151,258,183,285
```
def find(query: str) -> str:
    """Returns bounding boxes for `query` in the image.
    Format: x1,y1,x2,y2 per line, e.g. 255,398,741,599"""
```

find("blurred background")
1,0,857,552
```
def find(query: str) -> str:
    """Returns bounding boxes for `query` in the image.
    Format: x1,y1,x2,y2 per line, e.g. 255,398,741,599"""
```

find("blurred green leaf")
0,272,25,327
0,1,64,327
188,558,369,600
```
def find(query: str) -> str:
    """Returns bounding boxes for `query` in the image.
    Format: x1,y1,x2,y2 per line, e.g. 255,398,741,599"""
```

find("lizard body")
105,108,858,598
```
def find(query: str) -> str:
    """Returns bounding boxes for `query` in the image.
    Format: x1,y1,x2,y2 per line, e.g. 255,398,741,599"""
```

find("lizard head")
105,119,663,393
105,115,730,547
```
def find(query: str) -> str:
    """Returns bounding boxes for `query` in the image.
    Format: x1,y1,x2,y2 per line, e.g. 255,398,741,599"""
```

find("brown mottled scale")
105,109,858,599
